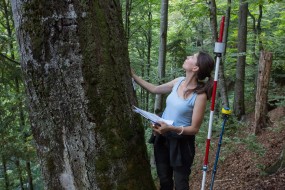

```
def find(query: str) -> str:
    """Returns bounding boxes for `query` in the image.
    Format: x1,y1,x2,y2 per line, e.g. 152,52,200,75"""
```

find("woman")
131,51,215,190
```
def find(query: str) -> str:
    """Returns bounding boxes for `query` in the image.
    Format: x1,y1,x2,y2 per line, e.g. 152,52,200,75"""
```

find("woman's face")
183,53,198,71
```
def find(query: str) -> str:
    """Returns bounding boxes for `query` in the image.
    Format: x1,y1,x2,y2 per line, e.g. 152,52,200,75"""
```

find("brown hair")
194,51,215,99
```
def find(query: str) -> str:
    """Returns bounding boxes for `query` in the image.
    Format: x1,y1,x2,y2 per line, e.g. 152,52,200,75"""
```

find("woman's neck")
183,74,198,89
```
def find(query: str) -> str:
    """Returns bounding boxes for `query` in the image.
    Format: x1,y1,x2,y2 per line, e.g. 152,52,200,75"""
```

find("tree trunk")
209,0,218,42
146,3,152,111
248,5,263,104
233,0,248,120
247,10,258,61
15,159,25,190
16,78,35,190
11,1,155,189
124,0,132,42
254,51,273,134
26,161,34,190
2,156,9,190
256,5,263,51
154,0,168,114
219,0,231,108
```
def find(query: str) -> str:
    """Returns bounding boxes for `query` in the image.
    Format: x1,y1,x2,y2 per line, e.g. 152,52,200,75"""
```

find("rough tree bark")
11,0,155,189
254,51,273,134
233,0,248,120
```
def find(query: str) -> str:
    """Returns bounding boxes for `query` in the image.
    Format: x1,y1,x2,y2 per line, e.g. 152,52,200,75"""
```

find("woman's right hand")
130,68,136,77
130,67,175,94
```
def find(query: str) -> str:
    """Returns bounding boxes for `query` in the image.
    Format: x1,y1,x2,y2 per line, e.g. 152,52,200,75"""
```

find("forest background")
0,0,285,189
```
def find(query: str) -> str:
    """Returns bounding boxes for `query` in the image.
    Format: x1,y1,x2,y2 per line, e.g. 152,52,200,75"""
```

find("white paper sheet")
132,106,173,126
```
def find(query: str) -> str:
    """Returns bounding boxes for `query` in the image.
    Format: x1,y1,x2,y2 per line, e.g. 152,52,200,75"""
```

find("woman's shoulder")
168,77,184,85
174,76,185,83
195,92,207,101
178,76,185,80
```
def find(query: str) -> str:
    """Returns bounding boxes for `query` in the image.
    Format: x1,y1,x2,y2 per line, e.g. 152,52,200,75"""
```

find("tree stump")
254,51,273,134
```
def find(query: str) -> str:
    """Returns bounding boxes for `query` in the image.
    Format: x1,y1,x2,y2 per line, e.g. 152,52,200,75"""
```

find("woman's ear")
193,65,199,72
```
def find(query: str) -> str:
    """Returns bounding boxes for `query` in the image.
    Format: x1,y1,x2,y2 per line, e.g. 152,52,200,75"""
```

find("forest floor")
189,106,285,190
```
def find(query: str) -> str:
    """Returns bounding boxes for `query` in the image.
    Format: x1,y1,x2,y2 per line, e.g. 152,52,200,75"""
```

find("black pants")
156,162,191,190
154,135,195,190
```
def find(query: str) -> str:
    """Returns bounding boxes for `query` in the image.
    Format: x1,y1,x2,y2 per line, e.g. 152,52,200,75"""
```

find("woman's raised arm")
131,69,179,94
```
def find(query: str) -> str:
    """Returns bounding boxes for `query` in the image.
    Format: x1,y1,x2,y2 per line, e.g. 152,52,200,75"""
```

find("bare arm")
131,69,179,94
154,93,207,135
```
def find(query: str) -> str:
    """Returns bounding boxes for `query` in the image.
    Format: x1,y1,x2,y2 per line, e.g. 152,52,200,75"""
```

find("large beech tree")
11,0,155,189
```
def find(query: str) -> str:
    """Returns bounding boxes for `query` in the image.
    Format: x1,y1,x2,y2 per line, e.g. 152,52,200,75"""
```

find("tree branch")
0,53,20,65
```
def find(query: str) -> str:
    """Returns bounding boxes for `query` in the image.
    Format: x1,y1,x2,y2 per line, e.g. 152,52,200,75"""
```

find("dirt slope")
190,107,285,190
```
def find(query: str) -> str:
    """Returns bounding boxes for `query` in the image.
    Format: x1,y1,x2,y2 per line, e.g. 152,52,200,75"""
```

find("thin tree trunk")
124,0,132,42
138,47,145,108
219,0,231,108
248,5,263,104
15,159,25,190
248,10,258,61
234,0,248,119
16,78,35,190
146,3,152,111
223,0,231,56
257,5,263,51
209,0,218,42
16,77,35,190
209,0,230,109
11,0,155,189
254,51,273,134
256,5,264,102
2,156,9,190
26,161,34,190
154,0,168,114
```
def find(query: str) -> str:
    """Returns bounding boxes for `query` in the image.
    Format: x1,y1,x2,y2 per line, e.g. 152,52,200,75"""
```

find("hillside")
190,107,285,190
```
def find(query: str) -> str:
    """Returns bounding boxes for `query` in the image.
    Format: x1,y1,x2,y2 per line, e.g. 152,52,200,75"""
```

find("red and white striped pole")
201,16,225,190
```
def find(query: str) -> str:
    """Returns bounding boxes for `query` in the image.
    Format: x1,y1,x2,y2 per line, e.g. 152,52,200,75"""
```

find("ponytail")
195,77,213,100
